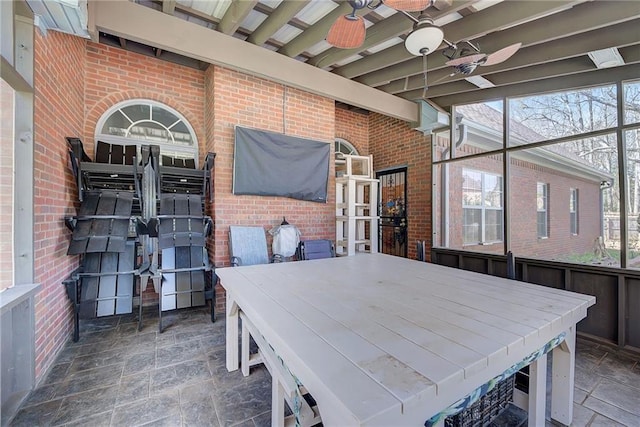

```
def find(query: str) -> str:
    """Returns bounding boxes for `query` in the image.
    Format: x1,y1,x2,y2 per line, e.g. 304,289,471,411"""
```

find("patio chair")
151,153,216,333
229,225,284,377
229,225,282,266
64,138,142,340
63,241,139,342
297,239,334,260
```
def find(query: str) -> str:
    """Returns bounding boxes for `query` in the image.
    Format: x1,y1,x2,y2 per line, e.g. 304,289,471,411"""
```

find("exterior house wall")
30,38,337,382
368,113,432,261
83,42,206,161
32,31,86,379
443,151,602,259
508,160,601,259
335,107,368,155
207,66,336,311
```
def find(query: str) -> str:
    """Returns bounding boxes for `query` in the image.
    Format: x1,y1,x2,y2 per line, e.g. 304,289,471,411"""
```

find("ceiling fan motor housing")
404,15,444,56
455,62,480,75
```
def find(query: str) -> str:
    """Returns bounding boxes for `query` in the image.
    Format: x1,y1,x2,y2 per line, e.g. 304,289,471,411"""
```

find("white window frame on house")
537,182,549,238
95,99,199,166
462,168,503,245
570,188,579,235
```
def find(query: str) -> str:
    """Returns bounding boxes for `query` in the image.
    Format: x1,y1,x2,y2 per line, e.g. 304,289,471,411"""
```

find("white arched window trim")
95,99,199,166
335,138,359,157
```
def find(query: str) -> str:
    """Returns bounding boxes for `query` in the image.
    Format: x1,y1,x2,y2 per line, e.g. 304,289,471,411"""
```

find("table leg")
528,352,547,427
272,379,285,427
241,317,250,377
226,291,239,372
551,326,576,426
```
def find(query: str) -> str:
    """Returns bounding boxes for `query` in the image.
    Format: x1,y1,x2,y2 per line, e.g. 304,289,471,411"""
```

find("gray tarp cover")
233,126,330,203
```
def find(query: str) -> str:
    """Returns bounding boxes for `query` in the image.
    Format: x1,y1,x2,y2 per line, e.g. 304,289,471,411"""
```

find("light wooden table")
218,253,595,426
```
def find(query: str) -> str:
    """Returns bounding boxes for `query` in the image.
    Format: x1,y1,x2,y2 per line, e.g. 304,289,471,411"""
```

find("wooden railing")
431,247,640,354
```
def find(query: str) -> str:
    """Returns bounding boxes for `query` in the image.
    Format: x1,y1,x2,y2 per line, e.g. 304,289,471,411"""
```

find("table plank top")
218,253,595,426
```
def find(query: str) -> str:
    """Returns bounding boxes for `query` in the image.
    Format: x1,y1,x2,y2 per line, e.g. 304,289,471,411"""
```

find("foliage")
509,81,640,214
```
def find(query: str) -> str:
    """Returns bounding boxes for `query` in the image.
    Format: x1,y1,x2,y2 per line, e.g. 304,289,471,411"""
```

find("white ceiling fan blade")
481,42,522,66
445,53,486,67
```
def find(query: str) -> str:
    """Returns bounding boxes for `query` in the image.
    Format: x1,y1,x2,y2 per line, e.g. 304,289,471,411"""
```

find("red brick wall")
369,113,432,260
0,79,14,291
509,160,600,259
208,66,335,311
335,107,368,155
33,31,86,379
440,150,601,259
83,42,205,160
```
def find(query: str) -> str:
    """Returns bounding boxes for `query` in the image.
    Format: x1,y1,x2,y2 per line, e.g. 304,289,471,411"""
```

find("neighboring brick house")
435,103,611,261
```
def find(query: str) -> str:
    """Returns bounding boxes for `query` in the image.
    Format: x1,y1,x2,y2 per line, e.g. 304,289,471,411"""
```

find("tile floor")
5,306,640,427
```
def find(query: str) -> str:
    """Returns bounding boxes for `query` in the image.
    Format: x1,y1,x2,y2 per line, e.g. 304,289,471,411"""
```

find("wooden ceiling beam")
278,2,362,58
162,0,176,15
218,0,258,35
356,0,639,87
93,0,419,122
307,12,416,68
332,0,479,79
248,0,310,46
409,45,640,100
431,63,640,108
354,1,583,86
388,19,640,96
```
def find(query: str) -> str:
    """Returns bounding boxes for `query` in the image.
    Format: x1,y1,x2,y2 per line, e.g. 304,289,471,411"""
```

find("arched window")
95,99,198,165
334,138,359,177
335,138,359,156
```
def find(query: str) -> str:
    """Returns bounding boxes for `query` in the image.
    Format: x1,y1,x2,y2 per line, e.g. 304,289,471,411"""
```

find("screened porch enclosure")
433,80,640,351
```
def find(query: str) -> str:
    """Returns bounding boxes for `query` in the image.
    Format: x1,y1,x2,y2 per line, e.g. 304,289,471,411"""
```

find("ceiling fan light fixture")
404,22,443,56
326,15,366,49
383,0,432,12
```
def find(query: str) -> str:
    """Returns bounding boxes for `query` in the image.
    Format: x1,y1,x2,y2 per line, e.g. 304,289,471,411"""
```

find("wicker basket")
444,375,515,427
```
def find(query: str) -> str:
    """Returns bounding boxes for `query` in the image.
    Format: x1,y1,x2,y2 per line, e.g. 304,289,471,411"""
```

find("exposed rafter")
162,0,176,15
218,0,259,35
278,2,363,58
431,63,640,108
356,0,585,87
247,0,310,46
91,0,637,114
388,18,640,97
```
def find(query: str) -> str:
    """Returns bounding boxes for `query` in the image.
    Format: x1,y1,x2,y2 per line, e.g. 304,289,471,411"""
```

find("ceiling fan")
326,0,448,50
326,0,522,90
443,40,523,75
